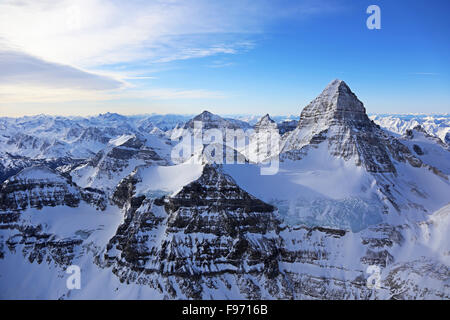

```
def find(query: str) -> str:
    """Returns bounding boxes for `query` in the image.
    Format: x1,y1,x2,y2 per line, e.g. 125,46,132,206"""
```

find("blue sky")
0,0,449,116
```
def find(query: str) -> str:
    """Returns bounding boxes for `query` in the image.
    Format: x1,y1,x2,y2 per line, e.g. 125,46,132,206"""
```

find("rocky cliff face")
277,120,298,135
0,166,82,211
0,166,108,268
249,114,281,162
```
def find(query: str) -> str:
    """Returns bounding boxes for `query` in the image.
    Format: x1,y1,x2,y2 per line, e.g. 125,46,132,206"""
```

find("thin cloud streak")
0,0,344,110
0,85,225,104
0,50,125,90
410,72,440,76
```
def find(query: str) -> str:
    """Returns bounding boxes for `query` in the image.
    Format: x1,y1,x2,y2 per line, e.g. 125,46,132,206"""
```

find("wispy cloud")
0,0,337,67
0,50,124,90
207,59,236,69
0,85,225,104
410,72,440,76
0,0,265,67
0,0,342,108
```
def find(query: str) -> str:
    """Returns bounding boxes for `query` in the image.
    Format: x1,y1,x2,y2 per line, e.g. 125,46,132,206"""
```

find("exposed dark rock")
413,144,424,155
277,120,299,135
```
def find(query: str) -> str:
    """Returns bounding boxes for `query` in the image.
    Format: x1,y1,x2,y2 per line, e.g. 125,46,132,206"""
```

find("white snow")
135,163,204,196
371,114,450,143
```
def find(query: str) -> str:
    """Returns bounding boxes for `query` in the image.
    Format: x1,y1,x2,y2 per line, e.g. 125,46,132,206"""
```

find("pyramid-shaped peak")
326,79,349,89
97,112,127,121
186,110,249,130
255,114,277,131
259,114,275,123
193,110,221,121
298,79,368,127
319,79,359,105
200,110,213,116
169,164,275,213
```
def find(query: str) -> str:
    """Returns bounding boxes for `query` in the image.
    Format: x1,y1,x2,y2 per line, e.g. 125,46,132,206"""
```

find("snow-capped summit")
305,79,367,120
254,114,276,130
94,112,128,122
260,113,274,123
193,110,219,121
283,79,414,173
103,164,281,298
184,110,251,130
254,114,278,136
292,79,370,135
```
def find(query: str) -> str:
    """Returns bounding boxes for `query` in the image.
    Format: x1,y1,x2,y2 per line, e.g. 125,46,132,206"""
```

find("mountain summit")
254,114,277,131
282,79,400,173
279,79,449,219
299,79,369,127
184,110,250,131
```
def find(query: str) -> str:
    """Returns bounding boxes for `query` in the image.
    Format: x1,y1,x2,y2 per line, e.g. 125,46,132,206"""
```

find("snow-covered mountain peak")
282,80,373,156
193,110,218,121
95,112,128,122
1,87,449,299
320,78,348,99
0,164,104,212
184,110,251,131
257,114,275,125
279,80,450,225
299,79,368,129
254,113,277,131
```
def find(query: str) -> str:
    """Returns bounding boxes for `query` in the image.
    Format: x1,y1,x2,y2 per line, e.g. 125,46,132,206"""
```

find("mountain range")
0,80,449,299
